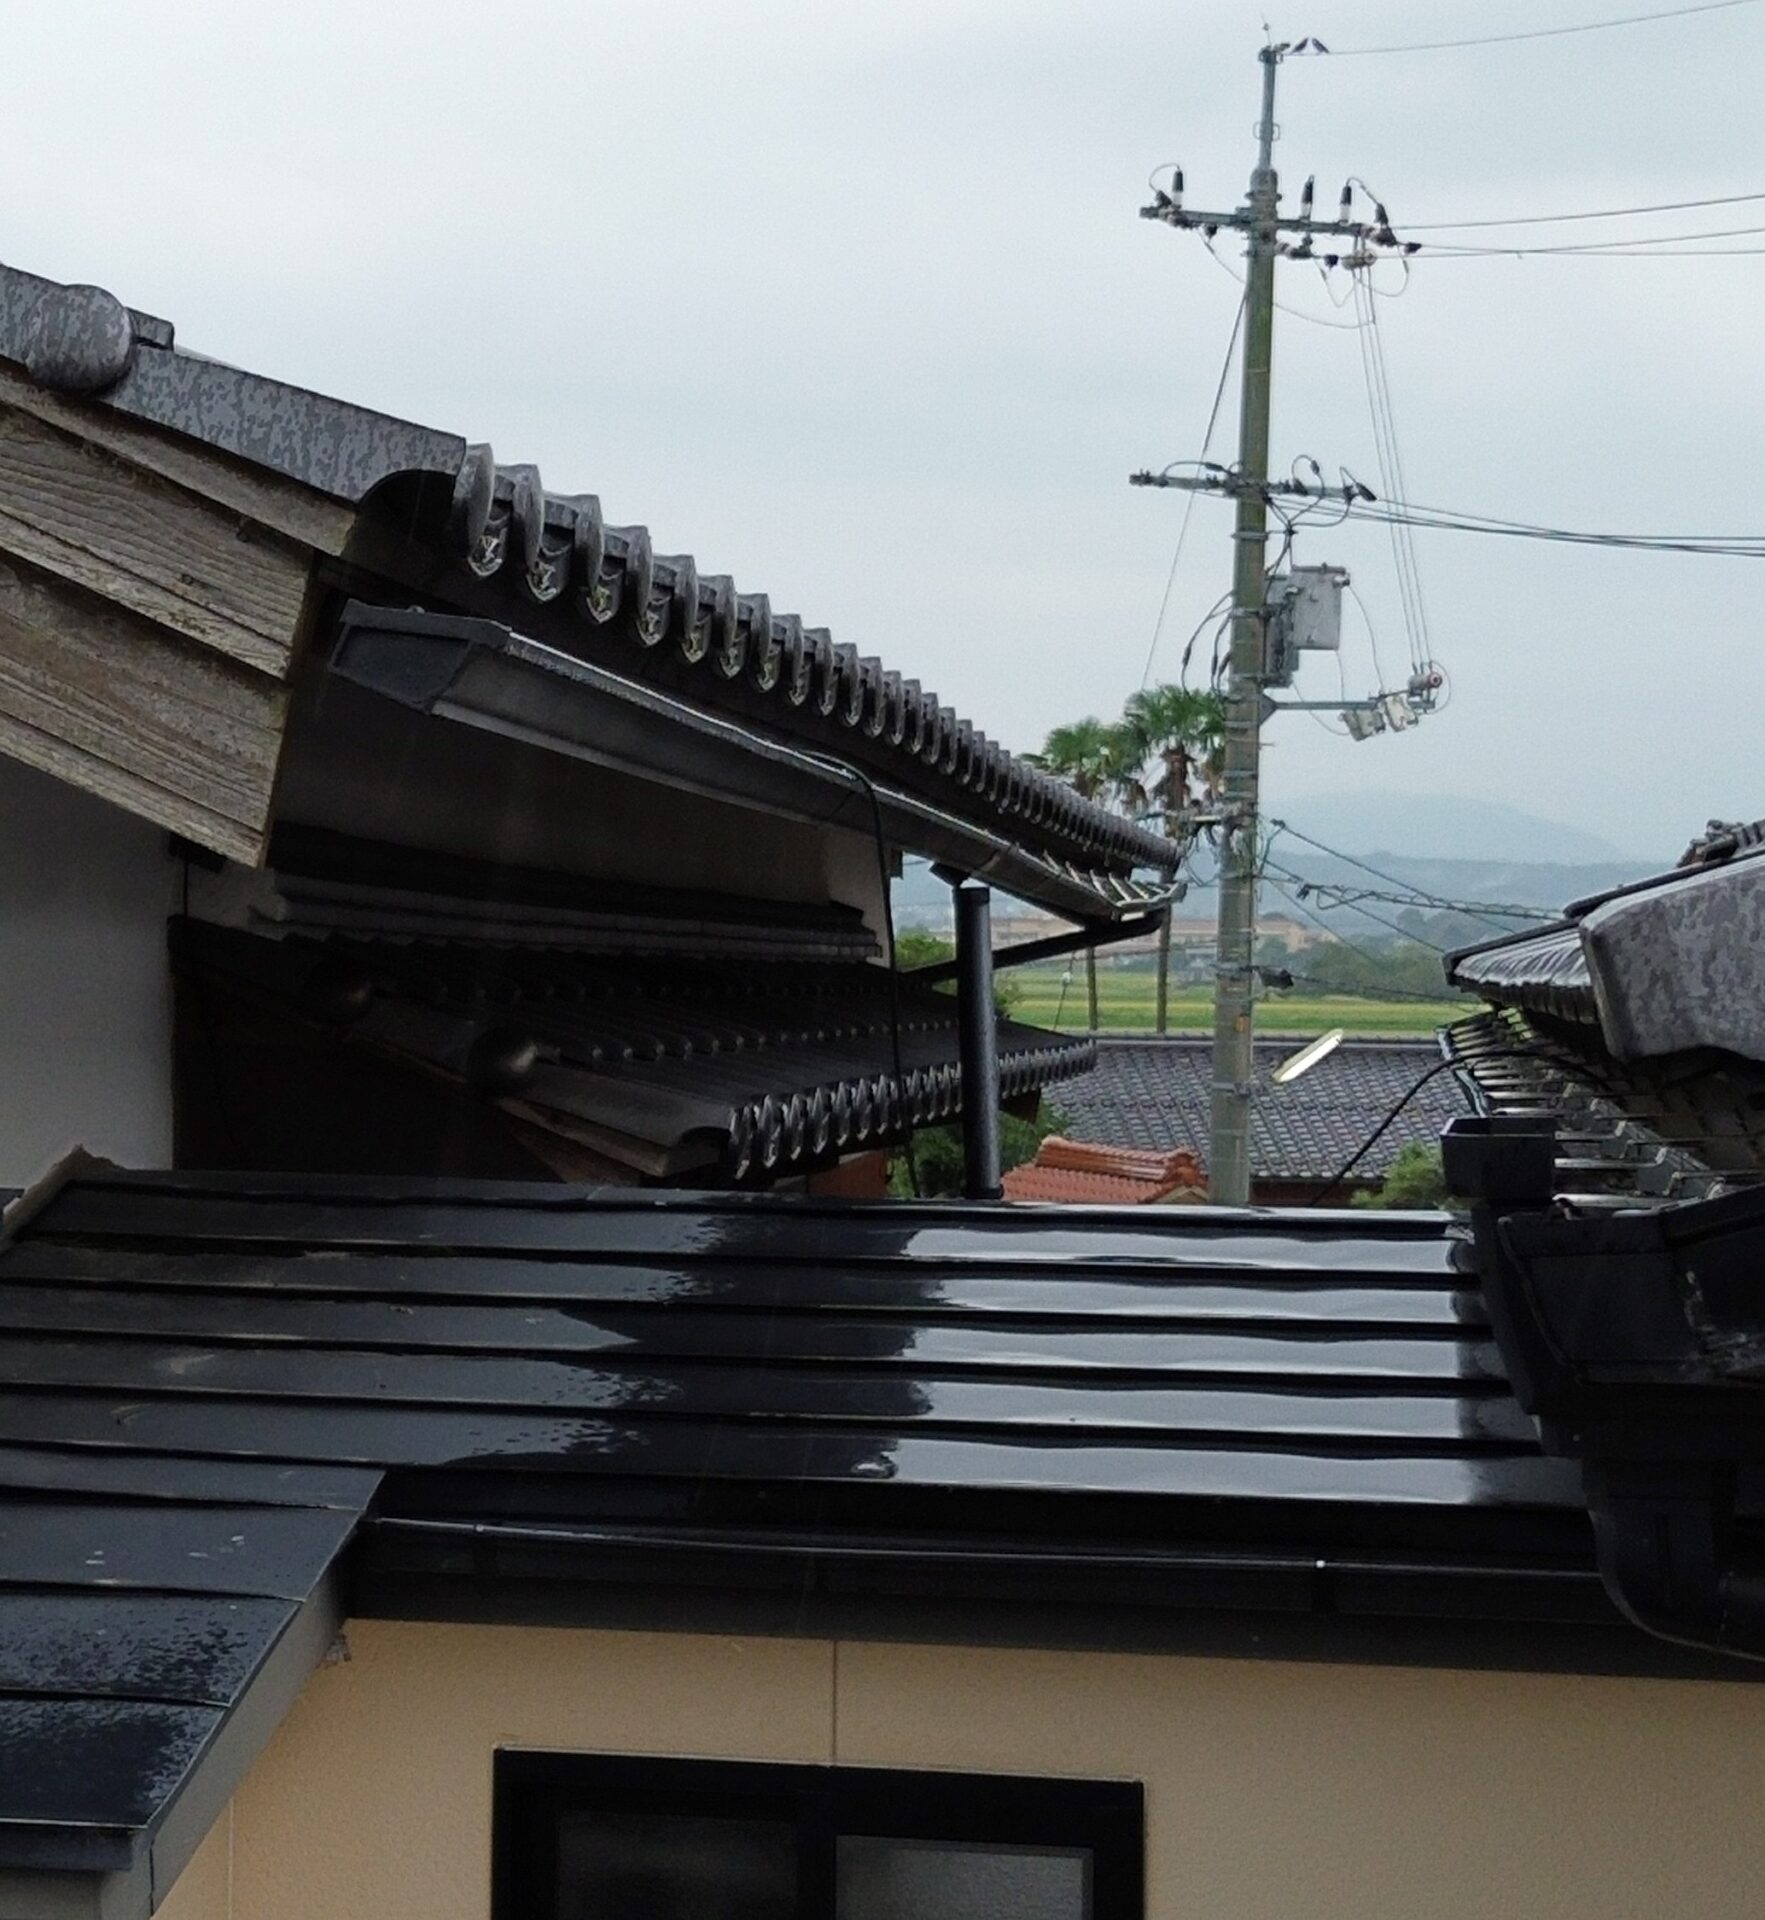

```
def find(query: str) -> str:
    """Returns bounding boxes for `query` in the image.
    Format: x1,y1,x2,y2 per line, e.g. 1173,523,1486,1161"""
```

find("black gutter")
352,1515,1765,1681
1445,1114,1765,1664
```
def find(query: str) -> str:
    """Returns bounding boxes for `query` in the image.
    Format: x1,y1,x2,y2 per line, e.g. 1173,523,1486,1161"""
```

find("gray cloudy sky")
6,0,1762,860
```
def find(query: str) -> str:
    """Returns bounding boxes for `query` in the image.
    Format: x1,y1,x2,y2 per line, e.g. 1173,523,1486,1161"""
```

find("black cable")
1309,1047,1542,1206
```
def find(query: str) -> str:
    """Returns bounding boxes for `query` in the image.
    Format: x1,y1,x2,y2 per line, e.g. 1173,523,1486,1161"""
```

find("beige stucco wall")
159,1619,1765,1920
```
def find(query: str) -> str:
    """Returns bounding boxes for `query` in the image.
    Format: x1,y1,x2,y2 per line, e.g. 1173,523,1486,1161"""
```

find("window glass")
837,1835,1090,1920
555,1810,797,1920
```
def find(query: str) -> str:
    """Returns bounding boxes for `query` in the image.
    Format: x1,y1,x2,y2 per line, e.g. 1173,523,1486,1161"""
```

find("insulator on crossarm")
1171,167,1184,212
1338,182,1353,221
1299,175,1314,219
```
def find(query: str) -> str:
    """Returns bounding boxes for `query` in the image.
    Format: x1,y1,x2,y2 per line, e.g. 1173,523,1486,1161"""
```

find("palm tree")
1122,685,1225,824
1028,718,1140,1033
1121,685,1226,1034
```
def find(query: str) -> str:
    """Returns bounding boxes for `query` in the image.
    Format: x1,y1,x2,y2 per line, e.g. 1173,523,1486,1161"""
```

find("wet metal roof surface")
0,1164,1673,1908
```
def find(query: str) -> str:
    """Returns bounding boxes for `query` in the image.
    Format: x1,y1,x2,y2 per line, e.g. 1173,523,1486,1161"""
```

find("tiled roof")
1447,838,1765,1065
0,264,1182,890
174,917,1095,1185
1002,1137,1202,1205
1052,1037,1468,1181
1445,1008,1761,1210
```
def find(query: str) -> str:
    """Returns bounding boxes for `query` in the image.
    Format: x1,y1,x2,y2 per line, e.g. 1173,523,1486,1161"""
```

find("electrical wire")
1201,233,1364,330
1307,1058,1463,1207
1147,473,1765,560
1350,273,1431,677
1419,219,1765,255
1347,497,1765,557
1264,857,1454,950
1345,581,1389,699
1260,958,1463,1004
1266,821,1556,925
1315,0,1760,57
1415,243,1765,258
1401,188,1765,231
1141,291,1245,689
1305,1046,1554,1208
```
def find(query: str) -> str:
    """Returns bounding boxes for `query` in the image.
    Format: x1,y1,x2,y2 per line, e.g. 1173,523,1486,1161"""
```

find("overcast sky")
5,0,1762,861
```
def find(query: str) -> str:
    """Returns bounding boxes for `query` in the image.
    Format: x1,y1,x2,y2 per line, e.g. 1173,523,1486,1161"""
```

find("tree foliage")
1120,684,1226,820
1351,1142,1451,1210
889,1105,1069,1199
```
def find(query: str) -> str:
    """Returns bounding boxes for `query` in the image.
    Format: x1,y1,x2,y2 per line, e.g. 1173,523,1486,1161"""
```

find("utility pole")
1138,43,1409,1206
1207,46,1281,1207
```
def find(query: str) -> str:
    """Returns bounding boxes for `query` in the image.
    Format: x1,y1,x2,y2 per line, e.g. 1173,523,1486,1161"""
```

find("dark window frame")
493,1750,1144,1919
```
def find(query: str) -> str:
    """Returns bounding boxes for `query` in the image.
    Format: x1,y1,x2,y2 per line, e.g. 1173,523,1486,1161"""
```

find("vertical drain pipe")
954,881,1003,1200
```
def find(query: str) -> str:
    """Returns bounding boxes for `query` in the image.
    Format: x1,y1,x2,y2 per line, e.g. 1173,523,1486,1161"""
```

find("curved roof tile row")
445,452,1179,876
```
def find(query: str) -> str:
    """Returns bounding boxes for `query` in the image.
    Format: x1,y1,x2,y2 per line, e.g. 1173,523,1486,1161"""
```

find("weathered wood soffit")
0,264,1182,901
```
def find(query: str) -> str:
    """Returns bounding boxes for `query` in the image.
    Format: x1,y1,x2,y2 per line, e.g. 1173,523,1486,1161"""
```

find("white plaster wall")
0,754,176,1186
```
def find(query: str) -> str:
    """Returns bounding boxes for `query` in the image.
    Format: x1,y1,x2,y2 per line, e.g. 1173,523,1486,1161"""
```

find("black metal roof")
0,1389,366,1912
1052,1037,1468,1181
0,1162,1729,1910
0,266,1182,899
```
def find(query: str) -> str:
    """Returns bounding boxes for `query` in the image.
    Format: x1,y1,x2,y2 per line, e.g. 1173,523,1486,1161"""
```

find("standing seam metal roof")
0,1167,1618,1912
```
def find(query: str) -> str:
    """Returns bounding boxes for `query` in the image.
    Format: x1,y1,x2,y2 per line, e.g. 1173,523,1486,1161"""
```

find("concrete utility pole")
1207,46,1281,1207
1138,43,1405,1205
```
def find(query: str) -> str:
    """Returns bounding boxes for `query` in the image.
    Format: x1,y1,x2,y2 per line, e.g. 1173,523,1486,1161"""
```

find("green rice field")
1006,962,1464,1037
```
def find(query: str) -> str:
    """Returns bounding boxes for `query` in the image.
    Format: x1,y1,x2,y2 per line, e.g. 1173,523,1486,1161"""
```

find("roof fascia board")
353,1555,1764,1684
144,1565,346,1917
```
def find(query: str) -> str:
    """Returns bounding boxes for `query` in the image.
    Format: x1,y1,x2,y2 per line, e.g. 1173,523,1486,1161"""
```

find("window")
493,1753,1143,1920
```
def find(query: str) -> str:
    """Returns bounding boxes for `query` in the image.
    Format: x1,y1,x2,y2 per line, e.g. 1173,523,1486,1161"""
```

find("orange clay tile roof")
1001,1136,1204,1205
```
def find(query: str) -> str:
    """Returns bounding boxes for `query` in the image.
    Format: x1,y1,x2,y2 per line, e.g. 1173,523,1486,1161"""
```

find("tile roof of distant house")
1053,1037,1468,1182
1001,1137,1202,1205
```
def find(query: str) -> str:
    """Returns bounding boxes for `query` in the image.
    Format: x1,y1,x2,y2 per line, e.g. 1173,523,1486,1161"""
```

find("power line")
1267,820,1556,925
1419,219,1765,255
1351,497,1765,557
1200,233,1365,330
1140,470,1765,558
1401,188,1765,231
1140,292,1245,687
1264,857,1454,950
1351,273,1431,674
1415,242,1765,259
1315,0,1760,57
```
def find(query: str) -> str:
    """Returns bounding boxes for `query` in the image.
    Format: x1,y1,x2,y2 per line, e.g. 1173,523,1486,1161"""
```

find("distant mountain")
1268,791,1654,867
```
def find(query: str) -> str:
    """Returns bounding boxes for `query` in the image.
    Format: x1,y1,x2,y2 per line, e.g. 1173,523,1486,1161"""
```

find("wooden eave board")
0,372,350,864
